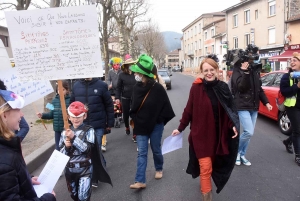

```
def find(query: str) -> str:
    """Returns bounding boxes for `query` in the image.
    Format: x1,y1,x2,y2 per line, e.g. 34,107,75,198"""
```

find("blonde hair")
0,96,15,140
199,58,219,72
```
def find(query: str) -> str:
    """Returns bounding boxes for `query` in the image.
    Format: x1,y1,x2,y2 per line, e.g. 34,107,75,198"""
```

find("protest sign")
0,67,53,106
5,5,102,82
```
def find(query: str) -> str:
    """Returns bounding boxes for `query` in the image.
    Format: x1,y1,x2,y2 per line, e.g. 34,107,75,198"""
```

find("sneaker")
132,135,137,143
240,155,251,166
130,182,146,189
92,182,98,188
235,153,241,166
101,145,106,152
283,139,293,154
125,127,130,135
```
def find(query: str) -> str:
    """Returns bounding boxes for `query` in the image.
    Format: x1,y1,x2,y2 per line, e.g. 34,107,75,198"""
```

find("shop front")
269,44,300,70
259,48,283,71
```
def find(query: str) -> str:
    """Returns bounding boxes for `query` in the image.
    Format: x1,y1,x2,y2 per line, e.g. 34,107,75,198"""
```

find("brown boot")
202,191,212,201
155,171,163,179
130,182,146,189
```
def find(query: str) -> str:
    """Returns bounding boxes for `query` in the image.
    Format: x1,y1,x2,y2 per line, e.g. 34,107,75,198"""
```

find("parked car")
172,66,181,72
158,69,171,89
259,70,291,135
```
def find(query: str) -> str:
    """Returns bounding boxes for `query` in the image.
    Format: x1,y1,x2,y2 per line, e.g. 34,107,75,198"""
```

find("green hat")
130,54,154,78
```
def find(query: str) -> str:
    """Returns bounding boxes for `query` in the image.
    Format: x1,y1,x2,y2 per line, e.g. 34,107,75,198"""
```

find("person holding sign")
172,57,239,200
59,101,112,201
129,54,175,189
37,80,71,151
0,90,56,201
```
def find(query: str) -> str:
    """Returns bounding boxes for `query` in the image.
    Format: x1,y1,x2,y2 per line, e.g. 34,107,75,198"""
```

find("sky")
147,0,241,33
0,0,241,33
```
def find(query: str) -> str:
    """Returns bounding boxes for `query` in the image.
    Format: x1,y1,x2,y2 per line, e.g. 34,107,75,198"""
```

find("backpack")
276,90,286,112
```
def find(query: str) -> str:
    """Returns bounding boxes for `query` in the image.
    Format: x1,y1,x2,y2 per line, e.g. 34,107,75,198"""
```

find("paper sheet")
33,150,69,197
162,132,183,155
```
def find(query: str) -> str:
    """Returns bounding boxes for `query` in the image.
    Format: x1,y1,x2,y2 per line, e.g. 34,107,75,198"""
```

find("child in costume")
60,101,112,201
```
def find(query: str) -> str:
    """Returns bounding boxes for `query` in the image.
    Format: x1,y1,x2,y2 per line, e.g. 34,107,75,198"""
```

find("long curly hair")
109,57,123,67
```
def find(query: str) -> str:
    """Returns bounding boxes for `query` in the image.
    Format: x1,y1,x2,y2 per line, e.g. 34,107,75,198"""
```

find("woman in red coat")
172,57,239,201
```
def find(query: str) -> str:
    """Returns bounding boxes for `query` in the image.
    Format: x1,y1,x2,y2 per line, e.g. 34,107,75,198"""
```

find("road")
32,72,300,201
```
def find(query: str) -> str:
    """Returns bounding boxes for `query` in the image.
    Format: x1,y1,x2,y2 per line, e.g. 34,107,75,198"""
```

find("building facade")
0,26,12,58
165,49,179,67
182,12,226,71
224,0,286,71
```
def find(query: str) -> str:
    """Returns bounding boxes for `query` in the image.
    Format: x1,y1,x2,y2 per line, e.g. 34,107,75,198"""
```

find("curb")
24,139,55,173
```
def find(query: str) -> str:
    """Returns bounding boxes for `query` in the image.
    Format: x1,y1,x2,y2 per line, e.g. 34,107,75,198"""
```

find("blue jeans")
94,128,104,149
238,111,258,156
54,131,62,151
135,123,164,183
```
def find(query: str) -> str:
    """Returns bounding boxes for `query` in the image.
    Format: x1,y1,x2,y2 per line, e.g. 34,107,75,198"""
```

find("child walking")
60,101,112,201
37,80,70,150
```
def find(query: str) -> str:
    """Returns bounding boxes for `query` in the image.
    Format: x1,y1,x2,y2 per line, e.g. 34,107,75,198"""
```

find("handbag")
130,83,155,129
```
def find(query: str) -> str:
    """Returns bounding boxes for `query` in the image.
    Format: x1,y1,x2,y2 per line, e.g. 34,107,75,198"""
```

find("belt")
67,161,91,168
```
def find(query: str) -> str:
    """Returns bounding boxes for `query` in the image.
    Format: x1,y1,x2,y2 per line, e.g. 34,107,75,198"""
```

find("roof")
222,0,254,12
168,49,179,55
108,36,119,43
202,18,225,30
212,32,226,39
182,12,225,32
286,14,300,22
108,48,120,54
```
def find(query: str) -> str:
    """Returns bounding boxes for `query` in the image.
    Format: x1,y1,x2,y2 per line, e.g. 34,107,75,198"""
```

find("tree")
0,0,31,10
111,0,149,58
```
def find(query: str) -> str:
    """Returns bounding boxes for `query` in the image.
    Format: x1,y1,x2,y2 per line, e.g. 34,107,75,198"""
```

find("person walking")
0,80,29,142
129,54,175,189
231,54,272,166
70,77,114,180
115,54,137,138
37,80,70,150
280,52,300,166
0,90,56,201
172,57,239,200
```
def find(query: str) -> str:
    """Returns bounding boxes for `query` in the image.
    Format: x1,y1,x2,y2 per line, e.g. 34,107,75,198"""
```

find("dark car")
259,71,291,135
158,69,171,89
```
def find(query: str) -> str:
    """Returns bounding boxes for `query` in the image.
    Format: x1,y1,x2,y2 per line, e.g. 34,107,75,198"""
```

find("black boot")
283,138,293,154
295,155,300,166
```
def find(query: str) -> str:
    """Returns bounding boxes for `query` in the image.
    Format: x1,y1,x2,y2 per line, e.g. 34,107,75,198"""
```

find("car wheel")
278,111,292,136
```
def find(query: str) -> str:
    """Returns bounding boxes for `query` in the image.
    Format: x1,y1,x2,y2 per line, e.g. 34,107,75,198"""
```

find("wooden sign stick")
57,80,70,132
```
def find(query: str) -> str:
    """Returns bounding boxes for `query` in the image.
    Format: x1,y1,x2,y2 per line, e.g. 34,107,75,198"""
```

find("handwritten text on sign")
0,67,53,106
5,5,102,82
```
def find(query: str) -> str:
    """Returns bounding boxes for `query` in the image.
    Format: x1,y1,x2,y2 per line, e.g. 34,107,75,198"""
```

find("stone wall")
290,0,300,18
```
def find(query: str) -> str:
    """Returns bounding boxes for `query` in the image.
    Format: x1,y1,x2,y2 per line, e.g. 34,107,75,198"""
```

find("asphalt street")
32,72,300,201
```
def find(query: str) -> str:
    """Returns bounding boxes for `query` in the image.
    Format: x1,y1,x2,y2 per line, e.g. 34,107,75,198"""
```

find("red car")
259,71,291,135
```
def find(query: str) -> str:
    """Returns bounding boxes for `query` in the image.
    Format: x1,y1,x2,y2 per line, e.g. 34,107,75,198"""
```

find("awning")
268,50,294,62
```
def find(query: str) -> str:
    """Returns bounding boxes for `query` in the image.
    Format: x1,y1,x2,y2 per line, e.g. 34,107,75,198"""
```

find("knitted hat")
293,52,300,61
0,90,24,109
68,101,87,117
130,54,154,78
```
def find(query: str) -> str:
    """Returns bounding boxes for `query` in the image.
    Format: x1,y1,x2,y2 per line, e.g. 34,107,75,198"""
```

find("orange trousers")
198,157,212,194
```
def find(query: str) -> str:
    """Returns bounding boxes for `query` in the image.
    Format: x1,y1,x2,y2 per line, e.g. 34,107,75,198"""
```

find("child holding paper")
59,101,112,201
37,80,70,150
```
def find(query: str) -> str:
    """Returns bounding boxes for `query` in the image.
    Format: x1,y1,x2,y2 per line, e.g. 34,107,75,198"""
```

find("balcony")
187,50,194,58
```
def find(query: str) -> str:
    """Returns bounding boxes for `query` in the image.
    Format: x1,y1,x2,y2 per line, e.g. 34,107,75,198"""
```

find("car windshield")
158,71,169,77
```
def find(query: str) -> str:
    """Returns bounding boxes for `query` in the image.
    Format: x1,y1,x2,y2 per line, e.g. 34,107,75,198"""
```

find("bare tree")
111,0,149,58
0,0,31,10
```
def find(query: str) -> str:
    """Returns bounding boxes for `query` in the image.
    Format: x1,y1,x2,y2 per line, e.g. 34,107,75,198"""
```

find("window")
204,31,207,40
199,39,201,49
212,45,214,54
245,34,250,46
195,41,197,50
269,0,276,16
191,43,193,51
195,26,197,35
199,23,202,33
191,29,193,37
205,47,208,55
233,14,238,27
273,73,284,86
255,10,258,19
233,37,238,49
261,73,276,86
211,28,215,37
244,9,250,24
268,27,275,44
112,45,114,50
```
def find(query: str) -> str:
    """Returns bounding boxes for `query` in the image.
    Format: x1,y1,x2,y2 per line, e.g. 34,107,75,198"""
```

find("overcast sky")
147,0,240,33
0,0,241,33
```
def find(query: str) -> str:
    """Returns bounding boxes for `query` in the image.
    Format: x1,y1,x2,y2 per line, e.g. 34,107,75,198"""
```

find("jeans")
94,128,104,149
286,107,300,155
121,98,131,129
55,131,62,151
135,123,164,183
238,110,258,156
